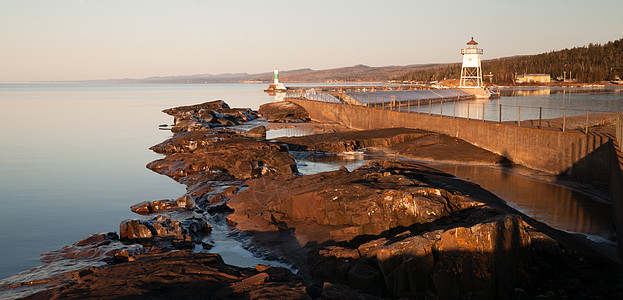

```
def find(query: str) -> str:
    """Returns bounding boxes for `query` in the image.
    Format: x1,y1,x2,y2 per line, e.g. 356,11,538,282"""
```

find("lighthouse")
264,67,287,96
459,37,484,88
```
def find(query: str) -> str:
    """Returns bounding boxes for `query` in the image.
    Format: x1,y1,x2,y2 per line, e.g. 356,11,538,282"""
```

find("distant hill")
51,37,623,85
395,37,623,84
57,69,313,84
268,64,449,82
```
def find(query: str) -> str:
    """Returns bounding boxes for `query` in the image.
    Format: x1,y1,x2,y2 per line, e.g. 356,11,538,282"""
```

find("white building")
459,37,484,88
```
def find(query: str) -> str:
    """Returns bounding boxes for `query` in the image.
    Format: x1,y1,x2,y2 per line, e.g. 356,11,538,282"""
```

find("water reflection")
431,164,615,239
0,83,275,280
292,151,371,175
288,147,615,240
266,126,316,140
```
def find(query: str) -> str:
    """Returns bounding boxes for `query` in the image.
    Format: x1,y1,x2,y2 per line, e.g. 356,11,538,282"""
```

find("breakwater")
287,98,613,183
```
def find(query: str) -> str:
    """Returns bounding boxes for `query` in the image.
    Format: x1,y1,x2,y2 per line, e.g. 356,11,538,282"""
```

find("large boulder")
130,195,196,215
119,213,211,248
258,101,310,123
147,130,297,206
40,232,145,265
162,100,260,132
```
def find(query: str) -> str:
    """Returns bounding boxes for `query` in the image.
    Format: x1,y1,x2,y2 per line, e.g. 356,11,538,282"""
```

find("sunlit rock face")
258,101,310,123
309,214,532,299
226,159,539,298
227,160,486,243
130,195,196,215
119,212,211,248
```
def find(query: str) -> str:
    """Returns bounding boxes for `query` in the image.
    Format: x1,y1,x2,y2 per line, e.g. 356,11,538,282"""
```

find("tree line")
394,37,623,84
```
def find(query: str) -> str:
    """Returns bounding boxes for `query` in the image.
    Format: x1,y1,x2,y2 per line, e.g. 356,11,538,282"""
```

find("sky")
1,0,622,83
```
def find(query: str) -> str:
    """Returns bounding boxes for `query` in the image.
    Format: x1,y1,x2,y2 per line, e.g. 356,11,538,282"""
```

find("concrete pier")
287,98,613,184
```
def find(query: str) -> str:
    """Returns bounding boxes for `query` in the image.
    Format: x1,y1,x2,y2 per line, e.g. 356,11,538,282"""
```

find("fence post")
617,112,621,144
518,106,521,127
440,100,443,117
585,109,589,135
539,107,542,129
429,100,432,116
499,104,502,123
482,103,485,122
563,108,566,132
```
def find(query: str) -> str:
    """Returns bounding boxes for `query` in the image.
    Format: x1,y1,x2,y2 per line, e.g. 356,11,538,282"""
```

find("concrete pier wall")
611,140,623,256
288,98,613,183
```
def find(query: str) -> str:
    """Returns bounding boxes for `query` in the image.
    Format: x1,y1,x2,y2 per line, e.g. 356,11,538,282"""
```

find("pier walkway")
346,89,471,105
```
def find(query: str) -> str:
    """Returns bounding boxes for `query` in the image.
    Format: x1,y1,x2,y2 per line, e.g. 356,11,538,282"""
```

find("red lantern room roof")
467,37,478,45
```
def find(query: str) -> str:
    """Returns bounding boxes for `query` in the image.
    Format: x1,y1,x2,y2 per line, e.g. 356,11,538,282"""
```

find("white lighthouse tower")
274,68,280,85
459,37,484,88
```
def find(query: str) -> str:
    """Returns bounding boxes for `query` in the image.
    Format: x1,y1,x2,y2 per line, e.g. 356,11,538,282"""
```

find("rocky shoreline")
3,100,623,299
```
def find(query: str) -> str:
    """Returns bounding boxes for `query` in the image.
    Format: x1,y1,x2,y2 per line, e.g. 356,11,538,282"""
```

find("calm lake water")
0,83,273,279
409,86,623,121
0,84,620,283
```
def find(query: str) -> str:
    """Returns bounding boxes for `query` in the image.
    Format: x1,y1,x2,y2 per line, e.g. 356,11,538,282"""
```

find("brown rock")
147,130,297,206
27,251,310,299
163,100,260,132
259,101,310,123
277,127,427,153
119,220,153,240
119,213,210,246
40,232,144,264
130,195,196,215
244,125,267,139
227,160,484,243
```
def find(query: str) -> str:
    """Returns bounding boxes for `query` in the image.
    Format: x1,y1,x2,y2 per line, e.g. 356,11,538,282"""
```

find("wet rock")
40,232,144,265
27,251,311,299
259,101,310,123
163,100,260,132
130,195,196,215
119,213,210,246
119,219,155,240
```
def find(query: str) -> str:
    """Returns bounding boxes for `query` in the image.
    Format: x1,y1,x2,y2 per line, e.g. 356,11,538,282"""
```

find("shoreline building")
516,74,551,84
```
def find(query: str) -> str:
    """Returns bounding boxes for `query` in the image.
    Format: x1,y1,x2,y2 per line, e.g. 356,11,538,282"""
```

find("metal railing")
617,112,623,146
286,89,620,136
